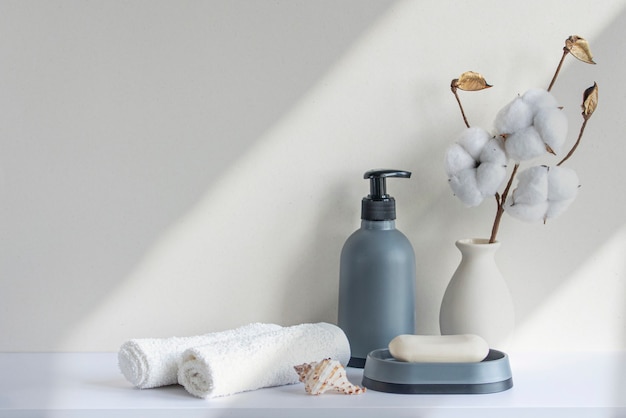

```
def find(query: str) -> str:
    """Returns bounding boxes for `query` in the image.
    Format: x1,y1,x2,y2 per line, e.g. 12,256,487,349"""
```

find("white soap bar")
388,334,489,363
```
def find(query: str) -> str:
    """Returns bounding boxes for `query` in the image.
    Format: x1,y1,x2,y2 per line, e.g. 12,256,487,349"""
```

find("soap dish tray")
362,348,513,394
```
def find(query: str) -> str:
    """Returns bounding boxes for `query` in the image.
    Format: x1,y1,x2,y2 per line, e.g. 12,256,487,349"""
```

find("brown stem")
489,193,502,244
557,117,589,166
547,48,569,92
489,163,519,243
451,84,471,128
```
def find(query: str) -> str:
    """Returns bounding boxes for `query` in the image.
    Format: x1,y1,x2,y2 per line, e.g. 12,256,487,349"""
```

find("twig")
557,117,588,166
489,163,519,243
451,83,470,128
548,48,569,92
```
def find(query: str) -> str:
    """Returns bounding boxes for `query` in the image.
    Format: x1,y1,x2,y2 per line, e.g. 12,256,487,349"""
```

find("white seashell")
293,358,365,395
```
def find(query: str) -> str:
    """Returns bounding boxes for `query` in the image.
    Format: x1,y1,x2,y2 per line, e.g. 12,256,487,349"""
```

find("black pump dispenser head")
362,169,411,221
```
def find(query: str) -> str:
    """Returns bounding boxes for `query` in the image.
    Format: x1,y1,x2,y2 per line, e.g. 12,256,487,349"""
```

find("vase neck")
455,238,501,257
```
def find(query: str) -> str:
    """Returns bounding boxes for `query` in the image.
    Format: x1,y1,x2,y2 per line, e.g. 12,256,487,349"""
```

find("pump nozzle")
364,169,411,199
362,169,411,221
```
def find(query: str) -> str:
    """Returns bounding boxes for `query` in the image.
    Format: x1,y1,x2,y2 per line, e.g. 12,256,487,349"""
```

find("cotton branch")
450,71,492,128
548,36,596,92
489,163,519,243
557,82,599,166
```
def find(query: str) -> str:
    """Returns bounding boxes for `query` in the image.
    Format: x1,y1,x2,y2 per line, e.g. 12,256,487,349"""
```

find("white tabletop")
1,351,625,417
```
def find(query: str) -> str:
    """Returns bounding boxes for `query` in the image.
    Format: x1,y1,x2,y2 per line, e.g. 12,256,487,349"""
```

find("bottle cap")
361,169,411,221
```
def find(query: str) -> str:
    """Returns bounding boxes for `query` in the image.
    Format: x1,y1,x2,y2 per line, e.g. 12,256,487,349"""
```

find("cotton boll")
547,166,580,201
494,96,533,135
512,181,547,206
479,137,507,165
504,126,547,161
518,165,549,185
457,127,491,160
521,88,559,115
504,199,549,222
476,162,506,197
534,108,568,155
445,144,476,177
546,198,575,219
512,166,549,205
449,169,483,207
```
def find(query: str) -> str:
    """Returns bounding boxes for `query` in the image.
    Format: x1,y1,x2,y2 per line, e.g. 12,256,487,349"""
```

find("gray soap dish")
362,348,513,394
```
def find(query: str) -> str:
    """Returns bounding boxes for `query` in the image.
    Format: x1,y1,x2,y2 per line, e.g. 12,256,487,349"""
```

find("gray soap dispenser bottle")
338,169,416,368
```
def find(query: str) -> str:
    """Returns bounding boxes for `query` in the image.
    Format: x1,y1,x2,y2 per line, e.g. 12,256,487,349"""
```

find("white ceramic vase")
439,238,514,349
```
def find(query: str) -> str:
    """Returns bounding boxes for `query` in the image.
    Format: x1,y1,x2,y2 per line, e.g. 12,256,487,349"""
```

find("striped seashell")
293,358,365,395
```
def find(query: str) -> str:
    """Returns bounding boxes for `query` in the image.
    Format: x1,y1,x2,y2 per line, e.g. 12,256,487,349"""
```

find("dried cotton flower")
504,125,547,161
445,35,597,242
445,127,507,207
505,165,579,222
494,96,533,135
534,107,568,154
495,89,566,162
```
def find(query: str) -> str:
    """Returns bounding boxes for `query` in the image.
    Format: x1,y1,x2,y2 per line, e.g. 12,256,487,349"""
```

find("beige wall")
1,0,624,351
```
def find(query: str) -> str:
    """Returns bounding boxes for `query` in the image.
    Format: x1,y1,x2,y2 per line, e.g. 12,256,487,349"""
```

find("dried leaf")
453,71,492,91
582,82,598,118
565,35,596,64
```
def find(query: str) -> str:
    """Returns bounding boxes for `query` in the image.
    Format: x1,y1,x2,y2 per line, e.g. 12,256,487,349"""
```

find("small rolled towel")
178,322,350,398
118,323,281,389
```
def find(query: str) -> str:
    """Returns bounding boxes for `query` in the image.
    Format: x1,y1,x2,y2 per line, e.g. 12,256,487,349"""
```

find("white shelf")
1,351,625,417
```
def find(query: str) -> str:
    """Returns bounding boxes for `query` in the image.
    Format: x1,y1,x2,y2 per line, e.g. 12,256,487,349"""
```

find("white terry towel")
118,323,281,389
178,322,351,398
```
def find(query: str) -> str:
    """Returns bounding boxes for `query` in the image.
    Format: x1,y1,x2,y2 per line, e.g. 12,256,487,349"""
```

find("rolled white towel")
118,323,281,389
178,322,351,398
